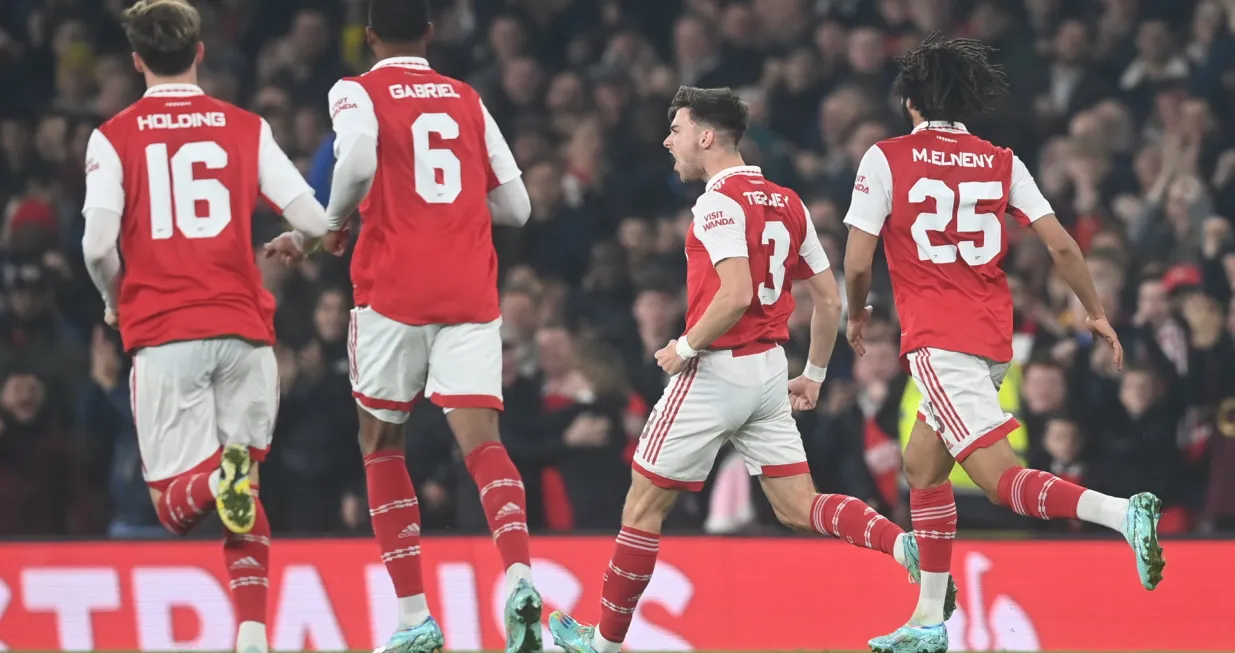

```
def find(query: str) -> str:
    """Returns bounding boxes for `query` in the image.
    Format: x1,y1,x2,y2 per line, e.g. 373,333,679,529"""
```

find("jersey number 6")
412,113,462,204
909,178,1003,266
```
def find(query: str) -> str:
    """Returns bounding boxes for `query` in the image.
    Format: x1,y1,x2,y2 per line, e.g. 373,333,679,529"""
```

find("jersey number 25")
909,178,1003,266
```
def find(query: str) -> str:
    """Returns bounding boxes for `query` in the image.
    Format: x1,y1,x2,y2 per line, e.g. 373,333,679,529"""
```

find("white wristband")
675,336,698,360
803,363,827,383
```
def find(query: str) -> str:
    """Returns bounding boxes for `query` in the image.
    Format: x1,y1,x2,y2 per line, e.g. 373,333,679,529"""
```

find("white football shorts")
633,344,809,490
348,306,502,424
906,347,1019,461
131,338,278,489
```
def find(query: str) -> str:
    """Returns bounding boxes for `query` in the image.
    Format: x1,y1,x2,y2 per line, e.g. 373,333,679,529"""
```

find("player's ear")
195,41,205,66
131,52,145,75
424,21,435,45
365,26,378,49
698,127,714,149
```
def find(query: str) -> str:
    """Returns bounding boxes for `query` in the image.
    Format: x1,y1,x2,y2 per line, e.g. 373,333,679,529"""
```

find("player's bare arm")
843,228,879,356
789,269,841,411
840,143,893,357
658,256,753,375
1031,213,1124,369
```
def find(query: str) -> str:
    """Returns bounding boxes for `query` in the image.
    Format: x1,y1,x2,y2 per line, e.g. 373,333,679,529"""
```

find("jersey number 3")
909,178,1003,266
145,142,231,240
758,222,791,305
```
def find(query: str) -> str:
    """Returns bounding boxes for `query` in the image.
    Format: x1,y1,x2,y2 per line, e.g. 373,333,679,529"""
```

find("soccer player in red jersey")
312,2,537,652
79,2,329,653
548,86,957,653
843,35,1166,653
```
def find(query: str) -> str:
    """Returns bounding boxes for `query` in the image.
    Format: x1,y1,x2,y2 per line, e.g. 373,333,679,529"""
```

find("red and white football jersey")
82,83,312,352
328,57,519,326
843,121,1054,363
685,166,830,351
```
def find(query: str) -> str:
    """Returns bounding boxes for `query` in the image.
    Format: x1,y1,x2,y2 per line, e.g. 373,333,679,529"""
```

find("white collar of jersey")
705,165,763,190
371,56,431,71
912,121,969,134
143,83,204,97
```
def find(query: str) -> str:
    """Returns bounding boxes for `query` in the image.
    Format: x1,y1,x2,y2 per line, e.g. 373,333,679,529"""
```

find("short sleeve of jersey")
798,203,830,275
481,99,520,187
842,144,893,236
329,79,378,145
692,191,748,264
83,129,124,214
258,119,313,210
1008,155,1053,224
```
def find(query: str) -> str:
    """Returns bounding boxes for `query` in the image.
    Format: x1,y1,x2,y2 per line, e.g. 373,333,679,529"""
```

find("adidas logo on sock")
495,502,524,520
398,524,421,538
230,556,263,570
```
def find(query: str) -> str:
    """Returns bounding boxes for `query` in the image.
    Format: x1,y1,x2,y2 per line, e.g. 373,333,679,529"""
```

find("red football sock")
910,482,956,573
224,491,270,625
997,466,1083,520
598,526,659,644
155,471,216,535
809,493,901,555
365,452,425,598
465,442,531,569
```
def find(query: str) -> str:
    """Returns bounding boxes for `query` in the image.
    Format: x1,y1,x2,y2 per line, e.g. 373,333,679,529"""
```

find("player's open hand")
1085,315,1124,371
263,232,305,265
322,227,351,257
788,375,821,411
847,304,873,357
655,340,688,376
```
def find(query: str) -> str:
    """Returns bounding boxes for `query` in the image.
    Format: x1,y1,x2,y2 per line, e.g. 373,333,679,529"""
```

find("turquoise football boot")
868,623,948,653
1122,492,1166,590
375,616,444,653
901,534,959,621
505,578,544,653
548,611,600,653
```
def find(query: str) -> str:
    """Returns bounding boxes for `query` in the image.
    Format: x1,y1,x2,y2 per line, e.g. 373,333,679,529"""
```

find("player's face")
664,108,707,182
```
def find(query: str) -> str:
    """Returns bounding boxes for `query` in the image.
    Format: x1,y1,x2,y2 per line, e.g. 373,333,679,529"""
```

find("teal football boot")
548,611,600,653
868,623,948,653
375,616,444,653
1122,492,1166,590
505,578,543,653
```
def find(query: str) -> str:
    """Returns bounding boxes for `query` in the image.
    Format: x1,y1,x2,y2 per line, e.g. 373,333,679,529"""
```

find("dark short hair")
369,0,431,42
893,32,1009,123
121,0,201,77
668,86,749,146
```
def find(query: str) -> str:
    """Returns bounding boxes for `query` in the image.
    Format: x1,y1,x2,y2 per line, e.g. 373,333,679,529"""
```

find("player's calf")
225,488,271,653
364,448,430,629
151,470,219,536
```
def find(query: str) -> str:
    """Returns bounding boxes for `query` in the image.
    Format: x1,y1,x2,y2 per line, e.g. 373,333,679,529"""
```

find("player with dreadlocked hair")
893,33,1009,126
843,32,1165,653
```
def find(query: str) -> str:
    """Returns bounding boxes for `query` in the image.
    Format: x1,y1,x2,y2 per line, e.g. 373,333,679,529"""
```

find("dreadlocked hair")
893,32,1009,123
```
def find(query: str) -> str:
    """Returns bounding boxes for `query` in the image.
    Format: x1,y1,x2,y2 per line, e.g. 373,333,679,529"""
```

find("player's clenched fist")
788,375,821,411
263,232,307,265
655,339,688,376
322,227,351,256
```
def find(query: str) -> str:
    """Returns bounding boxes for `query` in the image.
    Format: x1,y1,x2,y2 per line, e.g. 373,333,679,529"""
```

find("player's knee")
357,415,404,455
903,456,947,490
773,504,813,533
621,474,677,531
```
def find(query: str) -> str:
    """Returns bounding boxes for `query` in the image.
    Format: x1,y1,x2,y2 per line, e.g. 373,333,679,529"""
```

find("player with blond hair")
81,2,328,652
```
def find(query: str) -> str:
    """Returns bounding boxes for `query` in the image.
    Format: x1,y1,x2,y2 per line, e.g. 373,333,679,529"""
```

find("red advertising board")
0,537,1230,651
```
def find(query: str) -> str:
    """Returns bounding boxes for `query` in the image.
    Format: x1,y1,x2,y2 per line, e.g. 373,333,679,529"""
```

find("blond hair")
122,0,201,77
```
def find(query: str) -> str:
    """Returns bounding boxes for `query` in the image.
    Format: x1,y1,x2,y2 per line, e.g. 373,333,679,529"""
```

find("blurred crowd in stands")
1,0,1235,538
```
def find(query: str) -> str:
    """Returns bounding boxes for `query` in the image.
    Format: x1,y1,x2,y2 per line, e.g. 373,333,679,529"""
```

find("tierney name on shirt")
912,148,996,168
